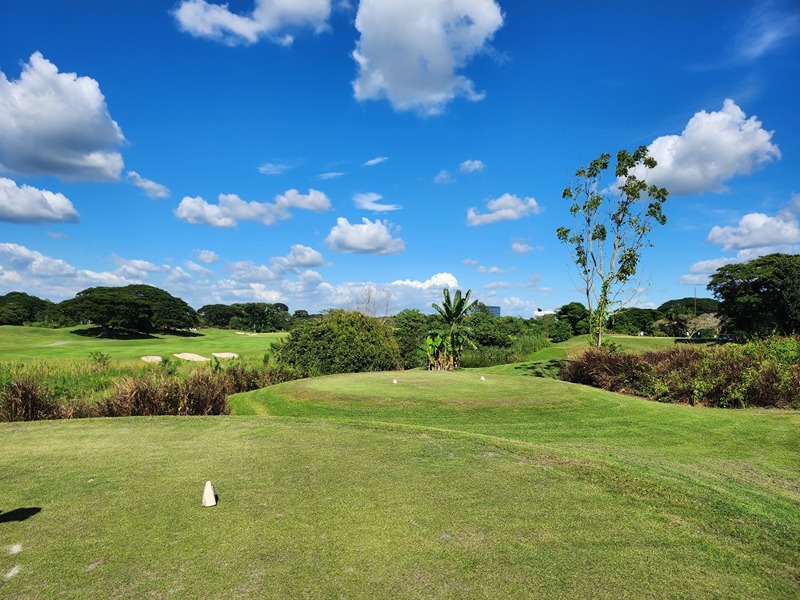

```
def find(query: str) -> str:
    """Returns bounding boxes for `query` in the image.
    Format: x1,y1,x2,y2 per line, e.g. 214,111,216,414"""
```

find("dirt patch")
43,341,70,347
141,355,162,363
212,352,239,359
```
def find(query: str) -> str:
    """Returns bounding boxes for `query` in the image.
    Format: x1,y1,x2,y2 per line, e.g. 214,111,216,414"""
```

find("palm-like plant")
432,288,478,369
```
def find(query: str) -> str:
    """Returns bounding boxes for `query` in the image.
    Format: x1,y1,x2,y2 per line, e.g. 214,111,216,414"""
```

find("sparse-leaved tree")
557,147,668,348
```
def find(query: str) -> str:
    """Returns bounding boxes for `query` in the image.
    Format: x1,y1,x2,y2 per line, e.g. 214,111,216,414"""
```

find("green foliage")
431,288,478,369
557,147,669,348
0,291,54,325
555,302,589,335
60,284,197,334
560,337,800,408
460,334,551,368
273,309,401,376
550,319,573,342
657,297,720,315
607,307,662,335
468,311,512,347
391,308,431,369
708,253,800,339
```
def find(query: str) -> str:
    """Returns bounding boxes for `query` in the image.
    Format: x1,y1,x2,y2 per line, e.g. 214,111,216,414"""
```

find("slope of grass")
0,325,284,362
1,369,798,598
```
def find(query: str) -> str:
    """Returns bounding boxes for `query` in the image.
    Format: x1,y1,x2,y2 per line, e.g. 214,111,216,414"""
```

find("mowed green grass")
1,370,798,598
528,334,695,362
0,325,284,362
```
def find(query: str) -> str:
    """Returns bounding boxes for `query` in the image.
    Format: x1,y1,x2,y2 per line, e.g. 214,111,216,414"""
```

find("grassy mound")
1,371,797,598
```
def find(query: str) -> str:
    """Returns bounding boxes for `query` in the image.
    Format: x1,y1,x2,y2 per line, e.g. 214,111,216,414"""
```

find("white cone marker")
202,480,217,507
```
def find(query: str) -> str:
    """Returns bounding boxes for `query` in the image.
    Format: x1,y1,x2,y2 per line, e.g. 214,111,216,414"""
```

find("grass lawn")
1,370,798,598
0,326,284,362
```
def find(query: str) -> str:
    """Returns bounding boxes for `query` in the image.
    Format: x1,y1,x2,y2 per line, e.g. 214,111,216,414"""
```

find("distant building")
487,305,501,317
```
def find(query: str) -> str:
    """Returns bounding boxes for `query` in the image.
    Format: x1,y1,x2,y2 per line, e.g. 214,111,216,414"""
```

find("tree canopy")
0,292,53,325
708,253,800,338
60,285,197,334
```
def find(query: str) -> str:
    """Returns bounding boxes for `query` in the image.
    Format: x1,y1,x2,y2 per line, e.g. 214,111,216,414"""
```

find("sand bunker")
141,356,163,363
212,352,239,359
173,353,210,362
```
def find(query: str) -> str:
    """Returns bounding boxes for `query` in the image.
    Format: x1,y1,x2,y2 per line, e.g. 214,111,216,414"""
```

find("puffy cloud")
174,188,331,227
325,217,404,254
362,156,388,167
352,0,504,115
113,256,163,279
271,244,326,272
0,243,140,299
391,272,458,290
0,52,125,181
460,159,484,173
511,242,533,254
194,249,219,263
434,169,454,184
643,99,780,195
467,193,541,226
173,0,331,46
707,212,800,251
354,192,401,212
126,171,170,199
0,177,79,224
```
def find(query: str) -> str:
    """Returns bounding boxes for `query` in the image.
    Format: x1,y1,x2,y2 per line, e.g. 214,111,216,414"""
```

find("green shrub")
273,310,401,376
461,335,550,368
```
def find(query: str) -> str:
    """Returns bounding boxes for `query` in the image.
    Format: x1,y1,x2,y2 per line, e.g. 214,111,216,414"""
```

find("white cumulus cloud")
173,0,331,46
0,177,79,224
352,0,504,115
511,242,533,254
391,272,458,290
460,159,485,173
126,171,170,199
354,192,401,212
194,249,219,263
467,193,541,226
707,212,800,251
325,217,404,254
175,188,331,227
0,52,125,181
644,99,780,195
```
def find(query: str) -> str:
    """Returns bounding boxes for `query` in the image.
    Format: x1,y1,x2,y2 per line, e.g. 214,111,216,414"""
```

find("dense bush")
273,309,401,376
461,334,550,368
560,337,800,408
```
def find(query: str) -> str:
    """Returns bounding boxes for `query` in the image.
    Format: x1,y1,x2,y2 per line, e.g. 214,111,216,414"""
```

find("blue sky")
0,0,798,316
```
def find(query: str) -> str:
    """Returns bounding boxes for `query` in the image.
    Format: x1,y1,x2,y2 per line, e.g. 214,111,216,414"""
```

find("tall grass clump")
461,334,550,368
560,337,800,408
0,355,305,422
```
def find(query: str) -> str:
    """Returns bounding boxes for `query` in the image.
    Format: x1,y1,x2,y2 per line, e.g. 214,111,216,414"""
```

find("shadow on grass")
0,507,42,523
70,328,205,340
513,360,563,378
71,327,156,340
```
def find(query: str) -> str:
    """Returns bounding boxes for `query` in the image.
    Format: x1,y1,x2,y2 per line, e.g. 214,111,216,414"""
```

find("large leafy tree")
557,147,668,348
708,253,800,338
61,285,197,334
431,288,477,369
0,292,53,325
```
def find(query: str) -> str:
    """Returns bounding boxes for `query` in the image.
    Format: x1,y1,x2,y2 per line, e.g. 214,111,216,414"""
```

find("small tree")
557,147,668,348
431,288,477,370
